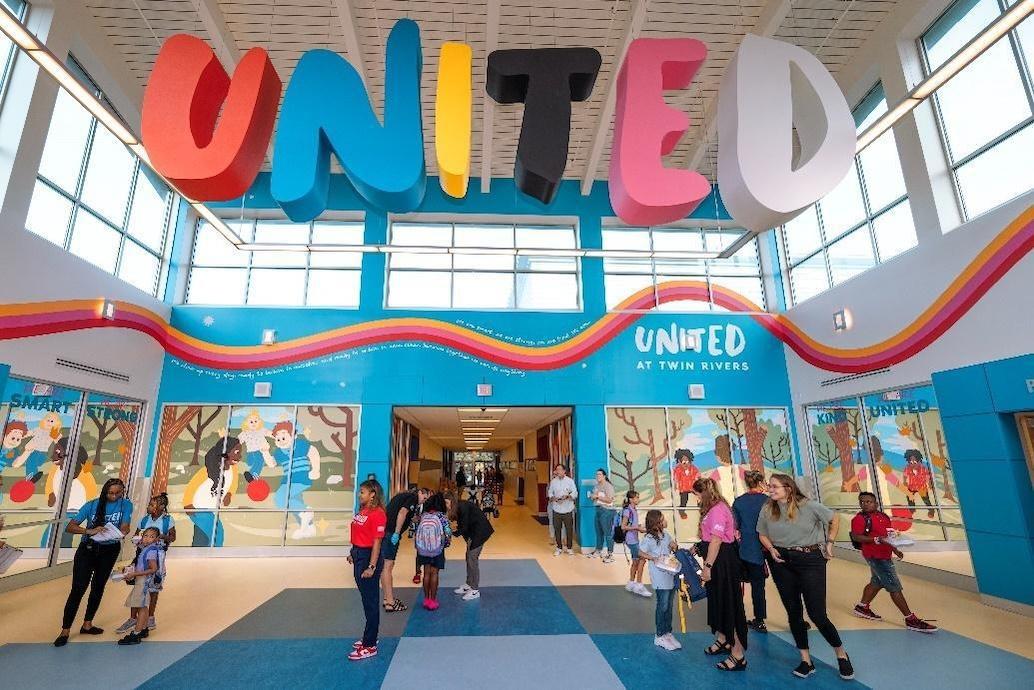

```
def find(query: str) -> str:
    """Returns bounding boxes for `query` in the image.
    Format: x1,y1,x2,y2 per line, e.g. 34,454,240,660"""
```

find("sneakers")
462,589,480,601
563,548,573,555
553,548,562,557
117,632,142,646
747,618,768,633
837,655,855,680
625,581,637,593
454,584,472,595
905,614,938,633
601,553,615,563
663,633,682,650
586,551,599,559
634,583,652,598
116,618,137,634
147,617,157,631
852,603,882,620
792,661,816,678
348,645,377,661
654,635,678,651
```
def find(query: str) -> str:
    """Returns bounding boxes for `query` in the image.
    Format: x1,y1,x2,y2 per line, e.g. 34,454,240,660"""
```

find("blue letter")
272,19,425,221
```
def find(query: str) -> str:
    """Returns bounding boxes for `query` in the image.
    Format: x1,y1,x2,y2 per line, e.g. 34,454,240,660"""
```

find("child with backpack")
618,491,649,597
849,492,937,633
639,509,681,651
118,493,175,635
117,527,163,645
415,492,452,610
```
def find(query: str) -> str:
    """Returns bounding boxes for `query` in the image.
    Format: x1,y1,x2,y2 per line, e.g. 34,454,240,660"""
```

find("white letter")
634,326,652,353
655,324,680,355
707,325,723,356
717,35,855,233
725,324,746,357
684,328,705,353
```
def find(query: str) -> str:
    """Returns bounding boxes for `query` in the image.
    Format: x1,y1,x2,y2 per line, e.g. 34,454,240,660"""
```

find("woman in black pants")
757,474,854,681
55,478,133,647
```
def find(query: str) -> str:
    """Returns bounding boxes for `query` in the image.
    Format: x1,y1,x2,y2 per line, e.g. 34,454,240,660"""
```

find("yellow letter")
436,42,472,198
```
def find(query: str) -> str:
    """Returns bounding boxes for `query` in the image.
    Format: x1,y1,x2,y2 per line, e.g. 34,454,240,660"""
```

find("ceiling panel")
80,0,903,186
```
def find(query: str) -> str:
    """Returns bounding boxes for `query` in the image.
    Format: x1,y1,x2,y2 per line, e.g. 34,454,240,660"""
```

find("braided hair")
94,478,125,527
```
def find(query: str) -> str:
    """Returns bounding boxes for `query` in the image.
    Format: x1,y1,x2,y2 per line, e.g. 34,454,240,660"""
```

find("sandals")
383,598,408,612
704,640,732,656
716,655,747,672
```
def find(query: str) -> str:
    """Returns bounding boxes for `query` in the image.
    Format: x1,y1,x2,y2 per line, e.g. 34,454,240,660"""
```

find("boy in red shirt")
672,449,700,519
850,492,936,633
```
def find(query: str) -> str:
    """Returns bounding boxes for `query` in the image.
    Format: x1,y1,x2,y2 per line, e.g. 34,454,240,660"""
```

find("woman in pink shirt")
694,477,748,672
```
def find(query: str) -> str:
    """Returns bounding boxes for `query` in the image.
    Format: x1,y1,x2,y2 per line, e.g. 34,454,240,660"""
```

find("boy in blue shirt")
118,527,162,645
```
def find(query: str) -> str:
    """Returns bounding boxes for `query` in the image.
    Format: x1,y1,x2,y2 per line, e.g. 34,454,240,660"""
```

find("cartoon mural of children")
41,438,95,548
2,420,28,496
13,412,62,482
672,449,700,520
270,421,322,539
183,437,241,547
234,410,275,484
902,449,935,519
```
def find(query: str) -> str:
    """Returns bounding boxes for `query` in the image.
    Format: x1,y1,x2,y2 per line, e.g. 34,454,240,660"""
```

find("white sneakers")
601,553,615,563
625,581,637,593
454,584,472,594
553,548,562,556
148,616,157,630
654,634,682,651
586,551,599,559
563,548,573,555
116,618,136,634
291,511,317,540
462,589,481,601
626,581,653,597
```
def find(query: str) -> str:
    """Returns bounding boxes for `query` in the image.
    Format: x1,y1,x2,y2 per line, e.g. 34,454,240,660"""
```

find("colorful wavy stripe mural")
2,207,1032,373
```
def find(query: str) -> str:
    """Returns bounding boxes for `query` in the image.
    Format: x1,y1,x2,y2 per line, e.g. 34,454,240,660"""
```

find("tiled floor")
1,499,1033,689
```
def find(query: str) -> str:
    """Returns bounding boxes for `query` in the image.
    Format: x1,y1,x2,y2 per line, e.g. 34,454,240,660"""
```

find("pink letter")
609,39,710,226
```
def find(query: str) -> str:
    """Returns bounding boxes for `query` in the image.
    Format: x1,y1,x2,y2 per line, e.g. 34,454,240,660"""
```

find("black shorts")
416,553,446,570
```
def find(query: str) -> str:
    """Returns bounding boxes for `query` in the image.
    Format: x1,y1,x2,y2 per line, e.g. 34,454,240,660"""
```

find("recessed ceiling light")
460,419,500,424
458,408,508,413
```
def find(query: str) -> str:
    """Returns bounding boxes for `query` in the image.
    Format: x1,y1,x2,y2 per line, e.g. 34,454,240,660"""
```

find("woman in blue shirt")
732,470,770,633
54,478,132,647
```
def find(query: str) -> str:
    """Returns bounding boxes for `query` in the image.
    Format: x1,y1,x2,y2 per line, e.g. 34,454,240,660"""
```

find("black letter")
486,48,601,203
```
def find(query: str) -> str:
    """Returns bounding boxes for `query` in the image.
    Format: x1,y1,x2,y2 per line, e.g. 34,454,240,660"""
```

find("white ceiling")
81,0,902,184
395,406,570,450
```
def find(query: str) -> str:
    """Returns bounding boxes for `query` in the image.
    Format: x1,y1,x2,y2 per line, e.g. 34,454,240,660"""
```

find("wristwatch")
703,562,713,569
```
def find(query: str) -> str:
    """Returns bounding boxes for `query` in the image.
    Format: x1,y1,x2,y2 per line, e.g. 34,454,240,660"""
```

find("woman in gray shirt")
756,474,854,682
587,469,616,562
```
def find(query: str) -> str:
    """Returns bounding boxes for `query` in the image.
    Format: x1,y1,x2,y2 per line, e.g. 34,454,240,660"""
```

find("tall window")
0,1,27,98
601,226,765,311
385,222,580,310
922,0,1034,220
187,218,364,307
25,59,173,297
780,84,918,305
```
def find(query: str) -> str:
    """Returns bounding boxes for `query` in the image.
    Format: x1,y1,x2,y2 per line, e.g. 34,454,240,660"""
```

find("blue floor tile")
592,632,869,689
0,641,204,690
138,638,400,689
403,586,584,637
437,557,552,587
778,630,1034,690
383,634,623,689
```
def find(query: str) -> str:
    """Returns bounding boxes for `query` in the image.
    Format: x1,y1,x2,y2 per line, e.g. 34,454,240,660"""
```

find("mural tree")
931,428,956,502
609,448,652,493
114,411,139,484
184,407,224,467
726,409,767,471
811,424,838,471
153,405,201,492
827,414,859,492
760,419,792,471
708,409,733,466
86,407,118,468
305,406,359,484
612,408,685,504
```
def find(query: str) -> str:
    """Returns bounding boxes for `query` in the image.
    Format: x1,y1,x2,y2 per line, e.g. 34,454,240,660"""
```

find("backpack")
613,508,628,544
850,512,874,550
415,512,445,557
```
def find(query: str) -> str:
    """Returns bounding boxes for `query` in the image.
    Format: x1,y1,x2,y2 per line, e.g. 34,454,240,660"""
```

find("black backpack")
850,513,874,550
613,509,627,544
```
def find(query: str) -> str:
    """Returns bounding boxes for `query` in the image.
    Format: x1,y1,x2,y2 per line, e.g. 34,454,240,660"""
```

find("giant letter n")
272,19,426,221
141,34,282,201
609,38,710,226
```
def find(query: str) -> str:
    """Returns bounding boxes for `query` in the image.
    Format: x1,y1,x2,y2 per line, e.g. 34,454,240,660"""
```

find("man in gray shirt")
547,464,577,555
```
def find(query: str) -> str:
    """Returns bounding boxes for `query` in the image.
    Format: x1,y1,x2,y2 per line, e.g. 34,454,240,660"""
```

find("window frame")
919,0,1034,220
601,224,766,313
186,217,366,307
28,56,174,297
780,83,916,306
0,1,27,109
384,220,583,312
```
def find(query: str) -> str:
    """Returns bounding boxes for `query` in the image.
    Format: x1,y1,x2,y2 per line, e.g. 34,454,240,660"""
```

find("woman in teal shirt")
54,478,132,647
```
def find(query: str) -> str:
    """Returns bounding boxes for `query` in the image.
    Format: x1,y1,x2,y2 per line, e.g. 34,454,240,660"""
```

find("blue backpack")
415,512,445,557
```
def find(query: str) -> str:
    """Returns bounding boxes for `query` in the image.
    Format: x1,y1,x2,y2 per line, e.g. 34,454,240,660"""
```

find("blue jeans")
655,587,675,636
594,506,616,553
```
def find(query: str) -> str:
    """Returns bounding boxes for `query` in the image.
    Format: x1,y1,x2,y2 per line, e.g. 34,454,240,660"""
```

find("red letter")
141,34,281,201
609,39,710,226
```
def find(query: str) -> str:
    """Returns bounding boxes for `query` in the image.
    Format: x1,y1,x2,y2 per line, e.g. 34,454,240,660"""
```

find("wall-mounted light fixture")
476,383,493,397
688,383,705,400
833,309,852,332
254,382,272,398
261,329,277,346
101,300,116,320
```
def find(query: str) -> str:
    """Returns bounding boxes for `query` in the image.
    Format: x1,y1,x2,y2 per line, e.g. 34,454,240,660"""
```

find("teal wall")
933,352,1034,606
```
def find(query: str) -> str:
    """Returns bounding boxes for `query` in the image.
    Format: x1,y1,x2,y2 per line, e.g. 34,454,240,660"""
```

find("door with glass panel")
151,403,360,550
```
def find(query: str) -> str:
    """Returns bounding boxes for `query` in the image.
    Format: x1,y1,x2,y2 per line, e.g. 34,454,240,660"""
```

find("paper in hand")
90,523,123,542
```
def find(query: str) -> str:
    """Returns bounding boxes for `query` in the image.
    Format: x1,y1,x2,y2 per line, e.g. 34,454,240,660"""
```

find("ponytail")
622,490,637,509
